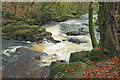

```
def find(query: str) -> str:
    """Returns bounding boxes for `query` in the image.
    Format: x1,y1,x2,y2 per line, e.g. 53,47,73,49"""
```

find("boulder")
69,51,89,62
1,47,50,78
49,61,88,79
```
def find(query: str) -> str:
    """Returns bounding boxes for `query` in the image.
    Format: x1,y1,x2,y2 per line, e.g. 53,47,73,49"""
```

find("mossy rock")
87,49,107,62
82,58,92,65
2,24,52,42
49,61,88,79
69,51,89,62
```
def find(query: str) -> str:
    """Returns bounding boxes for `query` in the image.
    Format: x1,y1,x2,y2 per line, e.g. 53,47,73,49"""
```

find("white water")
32,13,98,66
2,13,98,66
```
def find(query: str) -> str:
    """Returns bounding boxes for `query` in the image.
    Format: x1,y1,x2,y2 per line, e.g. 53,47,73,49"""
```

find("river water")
33,13,99,66
2,13,99,69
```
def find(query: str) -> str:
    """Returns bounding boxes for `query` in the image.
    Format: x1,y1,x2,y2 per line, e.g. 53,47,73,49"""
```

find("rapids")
31,13,99,66
2,13,99,67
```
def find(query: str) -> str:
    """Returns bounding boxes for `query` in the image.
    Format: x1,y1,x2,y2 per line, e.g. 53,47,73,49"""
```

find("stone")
49,61,88,79
68,38,87,44
1,47,49,78
51,60,66,66
69,51,89,62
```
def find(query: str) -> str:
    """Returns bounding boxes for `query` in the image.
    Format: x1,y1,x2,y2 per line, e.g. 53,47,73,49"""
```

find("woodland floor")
80,57,120,79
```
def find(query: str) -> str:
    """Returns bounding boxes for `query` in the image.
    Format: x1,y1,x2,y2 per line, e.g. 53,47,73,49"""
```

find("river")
1,13,99,78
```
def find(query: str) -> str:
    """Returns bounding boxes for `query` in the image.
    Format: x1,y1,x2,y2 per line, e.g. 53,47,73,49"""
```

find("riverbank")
50,50,120,79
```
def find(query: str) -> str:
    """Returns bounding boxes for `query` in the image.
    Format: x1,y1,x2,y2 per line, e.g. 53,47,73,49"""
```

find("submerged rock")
1,47,50,78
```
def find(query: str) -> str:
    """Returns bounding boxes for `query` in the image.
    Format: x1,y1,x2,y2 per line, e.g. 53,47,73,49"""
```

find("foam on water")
31,14,98,66
2,46,25,56
45,24,67,41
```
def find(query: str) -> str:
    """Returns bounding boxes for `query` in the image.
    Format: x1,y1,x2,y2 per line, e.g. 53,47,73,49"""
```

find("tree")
89,2,98,48
98,2,120,56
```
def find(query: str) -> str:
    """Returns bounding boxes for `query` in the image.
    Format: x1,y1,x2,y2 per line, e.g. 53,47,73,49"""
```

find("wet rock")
1,47,49,78
79,27,89,33
51,60,66,66
47,37,61,44
69,51,89,62
66,31,87,36
68,38,87,44
66,31,81,36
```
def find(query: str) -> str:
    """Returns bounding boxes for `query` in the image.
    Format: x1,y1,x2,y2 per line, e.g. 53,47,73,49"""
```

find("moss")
69,51,90,62
89,2,97,48
86,49,107,62
82,58,92,65
2,24,52,42
50,61,88,79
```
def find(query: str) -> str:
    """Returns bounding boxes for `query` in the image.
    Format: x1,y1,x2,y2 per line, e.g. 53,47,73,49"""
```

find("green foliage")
29,2,89,23
2,11,13,19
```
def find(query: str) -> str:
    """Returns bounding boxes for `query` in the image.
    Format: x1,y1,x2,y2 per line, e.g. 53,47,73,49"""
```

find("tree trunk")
89,2,97,48
98,2,120,56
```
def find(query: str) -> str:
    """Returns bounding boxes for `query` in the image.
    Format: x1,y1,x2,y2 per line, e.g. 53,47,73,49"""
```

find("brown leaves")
81,57,120,78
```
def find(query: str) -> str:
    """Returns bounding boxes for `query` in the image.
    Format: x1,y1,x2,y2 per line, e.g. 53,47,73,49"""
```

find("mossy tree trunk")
89,2,97,48
98,2,120,56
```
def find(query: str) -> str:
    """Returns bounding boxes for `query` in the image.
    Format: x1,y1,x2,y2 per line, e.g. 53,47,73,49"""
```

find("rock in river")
1,47,50,78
